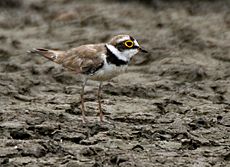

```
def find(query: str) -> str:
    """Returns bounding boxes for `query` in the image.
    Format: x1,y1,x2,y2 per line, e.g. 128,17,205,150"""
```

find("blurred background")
0,0,230,166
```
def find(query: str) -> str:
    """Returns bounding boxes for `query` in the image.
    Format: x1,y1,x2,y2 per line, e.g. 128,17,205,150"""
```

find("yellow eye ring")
124,40,134,48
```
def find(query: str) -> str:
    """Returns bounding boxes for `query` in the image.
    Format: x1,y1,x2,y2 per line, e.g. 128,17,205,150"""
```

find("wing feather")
62,44,105,74
30,44,105,75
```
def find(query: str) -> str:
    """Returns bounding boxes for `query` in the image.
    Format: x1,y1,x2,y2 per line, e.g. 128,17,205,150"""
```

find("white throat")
105,44,138,62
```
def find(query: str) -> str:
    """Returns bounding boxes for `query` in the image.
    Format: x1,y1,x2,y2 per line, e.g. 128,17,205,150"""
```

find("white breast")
89,54,128,81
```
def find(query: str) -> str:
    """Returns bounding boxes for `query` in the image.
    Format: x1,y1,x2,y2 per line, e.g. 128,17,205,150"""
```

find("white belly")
89,64,127,81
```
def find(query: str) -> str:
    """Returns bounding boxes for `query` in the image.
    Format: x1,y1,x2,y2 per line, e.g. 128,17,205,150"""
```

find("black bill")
139,47,148,53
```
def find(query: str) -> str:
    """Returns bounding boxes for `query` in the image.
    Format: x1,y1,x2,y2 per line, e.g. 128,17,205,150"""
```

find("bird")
29,34,148,123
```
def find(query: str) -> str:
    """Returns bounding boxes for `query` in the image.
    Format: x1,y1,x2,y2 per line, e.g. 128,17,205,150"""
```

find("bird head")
106,35,148,62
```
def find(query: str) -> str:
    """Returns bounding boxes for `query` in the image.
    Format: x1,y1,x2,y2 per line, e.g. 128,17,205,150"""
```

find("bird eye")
124,40,134,48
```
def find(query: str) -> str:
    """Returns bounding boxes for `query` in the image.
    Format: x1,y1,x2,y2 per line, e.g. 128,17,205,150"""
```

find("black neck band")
105,45,128,66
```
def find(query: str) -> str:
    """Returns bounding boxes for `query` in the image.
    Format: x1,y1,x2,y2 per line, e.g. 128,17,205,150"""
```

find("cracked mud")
0,0,230,166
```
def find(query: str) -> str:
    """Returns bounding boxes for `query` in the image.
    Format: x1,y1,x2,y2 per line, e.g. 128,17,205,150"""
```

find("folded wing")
29,44,105,75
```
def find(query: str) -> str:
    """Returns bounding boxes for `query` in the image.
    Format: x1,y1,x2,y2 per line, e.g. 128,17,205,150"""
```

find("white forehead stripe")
117,36,130,43
134,40,139,47
117,36,140,47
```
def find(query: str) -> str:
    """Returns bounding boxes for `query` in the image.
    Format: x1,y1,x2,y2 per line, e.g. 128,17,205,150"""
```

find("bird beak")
138,47,148,53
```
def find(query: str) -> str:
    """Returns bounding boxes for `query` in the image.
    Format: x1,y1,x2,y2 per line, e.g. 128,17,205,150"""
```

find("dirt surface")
0,0,230,166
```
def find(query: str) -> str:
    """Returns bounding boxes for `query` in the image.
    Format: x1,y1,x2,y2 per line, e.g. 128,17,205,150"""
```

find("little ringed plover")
29,34,147,122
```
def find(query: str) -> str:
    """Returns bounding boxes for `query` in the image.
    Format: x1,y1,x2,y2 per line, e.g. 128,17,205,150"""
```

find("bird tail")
28,48,65,64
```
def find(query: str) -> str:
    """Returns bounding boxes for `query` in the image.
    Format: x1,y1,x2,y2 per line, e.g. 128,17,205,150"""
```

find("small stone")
21,143,46,158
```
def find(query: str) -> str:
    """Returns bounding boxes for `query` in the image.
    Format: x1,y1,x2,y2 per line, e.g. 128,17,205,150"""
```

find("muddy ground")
0,0,230,166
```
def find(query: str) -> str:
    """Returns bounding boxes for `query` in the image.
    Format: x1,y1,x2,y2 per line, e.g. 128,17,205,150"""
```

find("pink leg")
97,82,103,122
80,79,87,123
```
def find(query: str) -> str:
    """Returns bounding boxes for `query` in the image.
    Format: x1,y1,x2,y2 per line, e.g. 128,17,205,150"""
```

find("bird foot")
98,118,115,127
